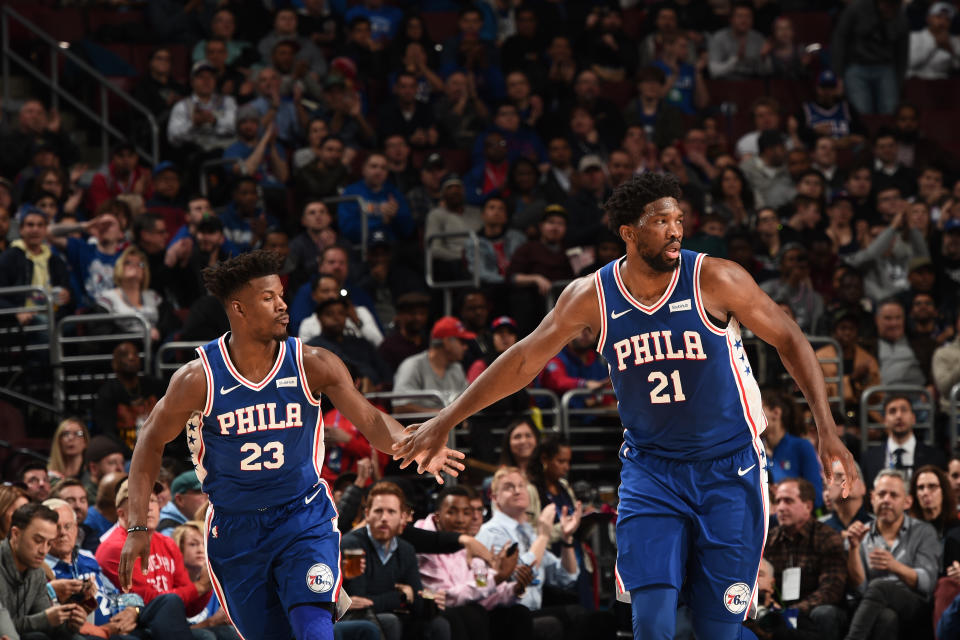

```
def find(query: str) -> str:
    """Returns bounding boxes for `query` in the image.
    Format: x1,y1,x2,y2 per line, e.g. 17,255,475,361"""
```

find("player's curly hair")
603,172,682,232
202,250,284,305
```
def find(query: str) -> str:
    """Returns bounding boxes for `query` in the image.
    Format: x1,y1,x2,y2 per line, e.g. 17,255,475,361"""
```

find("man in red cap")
392,316,474,414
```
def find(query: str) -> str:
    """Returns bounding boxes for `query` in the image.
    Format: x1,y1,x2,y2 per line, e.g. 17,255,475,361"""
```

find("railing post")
49,43,59,111
100,85,108,166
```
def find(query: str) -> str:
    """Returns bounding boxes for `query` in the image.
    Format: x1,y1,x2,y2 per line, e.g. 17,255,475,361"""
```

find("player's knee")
289,603,334,640
629,586,677,639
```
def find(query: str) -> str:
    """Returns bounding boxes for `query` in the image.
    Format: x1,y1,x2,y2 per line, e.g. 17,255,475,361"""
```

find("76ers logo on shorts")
306,563,334,594
723,582,751,615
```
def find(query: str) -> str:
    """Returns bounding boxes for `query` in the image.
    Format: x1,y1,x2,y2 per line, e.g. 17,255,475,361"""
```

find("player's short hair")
366,481,407,510
778,477,816,507
202,250,284,305
491,466,525,495
603,172,682,232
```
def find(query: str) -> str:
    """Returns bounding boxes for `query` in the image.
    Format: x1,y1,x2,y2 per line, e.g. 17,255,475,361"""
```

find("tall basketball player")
393,173,857,640
118,251,464,640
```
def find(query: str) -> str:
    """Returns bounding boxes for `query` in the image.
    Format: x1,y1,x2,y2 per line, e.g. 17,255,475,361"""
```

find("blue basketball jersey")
189,333,325,511
802,101,852,139
595,250,766,460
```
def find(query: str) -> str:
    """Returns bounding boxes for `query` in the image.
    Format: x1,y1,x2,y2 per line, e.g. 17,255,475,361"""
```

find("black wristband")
127,526,149,533
561,540,575,548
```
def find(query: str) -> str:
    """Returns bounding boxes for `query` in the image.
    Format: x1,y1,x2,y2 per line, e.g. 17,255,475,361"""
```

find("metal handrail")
527,388,561,429
950,383,960,453
199,159,239,198
56,312,153,369
323,195,369,261
424,230,481,316
1,5,159,166
559,388,618,437
545,279,574,313
155,341,205,379
859,385,934,457
0,286,58,413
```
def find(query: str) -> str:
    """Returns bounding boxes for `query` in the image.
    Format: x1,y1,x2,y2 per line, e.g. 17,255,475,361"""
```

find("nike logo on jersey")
738,464,756,476
304,486,325,505
669,299,692,313
611,309,632,319
220,383,242,395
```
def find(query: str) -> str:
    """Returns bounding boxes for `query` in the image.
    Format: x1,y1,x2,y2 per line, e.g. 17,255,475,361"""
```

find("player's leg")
616,447,692,640
691,617,759,640
684,443,768,639
289,604,334,640
273,486,343,640
205,508,294,640
629,585,680,640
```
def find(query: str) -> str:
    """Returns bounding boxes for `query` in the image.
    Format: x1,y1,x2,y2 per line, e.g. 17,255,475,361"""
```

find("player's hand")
818,429,856,499
391,417,462,477
118,530,151,591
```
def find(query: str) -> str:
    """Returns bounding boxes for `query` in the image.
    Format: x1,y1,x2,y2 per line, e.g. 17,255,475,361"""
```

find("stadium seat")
904,78,960,112
782,11,833,48
705,78,766,112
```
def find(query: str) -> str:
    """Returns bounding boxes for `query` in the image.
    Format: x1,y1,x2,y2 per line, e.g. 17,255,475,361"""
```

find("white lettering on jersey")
215,402,303,435
614,330,708,371
276,376,297,388
669,299,692,313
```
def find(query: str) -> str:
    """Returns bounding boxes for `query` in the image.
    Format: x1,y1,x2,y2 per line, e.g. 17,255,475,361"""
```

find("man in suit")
862,394,946,488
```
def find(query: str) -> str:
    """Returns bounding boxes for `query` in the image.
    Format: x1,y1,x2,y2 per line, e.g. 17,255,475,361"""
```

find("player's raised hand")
118,530,150,591
818,428,857,499
414,445,466,485
392,417,455,474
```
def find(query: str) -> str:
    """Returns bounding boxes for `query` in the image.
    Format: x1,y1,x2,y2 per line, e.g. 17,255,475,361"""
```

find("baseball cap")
114,478,164,509
490,316,518,332
369,229,392,248
817,70,838,88
578,155,604,172
908,257,934,273
152,161,178,177
86,436,125,464
441,173,463,191
396,291,431,310
17,204,48,226
191,60,217,77
170,470,202,496
431,316,477,341
929,2,957,19
424,153,444,170
542,203,568,221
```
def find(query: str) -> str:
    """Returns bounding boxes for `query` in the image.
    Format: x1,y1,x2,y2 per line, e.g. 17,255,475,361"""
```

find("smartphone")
507,542,519,556
68,581,89,604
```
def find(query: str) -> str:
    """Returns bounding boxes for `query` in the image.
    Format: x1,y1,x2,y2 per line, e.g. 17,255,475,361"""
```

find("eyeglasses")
61,430,86,440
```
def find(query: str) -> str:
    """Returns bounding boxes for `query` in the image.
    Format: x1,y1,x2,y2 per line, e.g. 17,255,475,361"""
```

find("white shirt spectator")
907,28,960,79
298,305,384,347
167,94,237,151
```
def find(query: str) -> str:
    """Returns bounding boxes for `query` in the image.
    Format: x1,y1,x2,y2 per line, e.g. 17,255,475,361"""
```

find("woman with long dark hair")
910,465,958,541
496,418,542,521
710,165,755,229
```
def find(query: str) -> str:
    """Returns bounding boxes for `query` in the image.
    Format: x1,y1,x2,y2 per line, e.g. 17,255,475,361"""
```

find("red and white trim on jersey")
594,270,608,354
693,253,727,337
294,338,321,407
196,347,215,417
723,323,768,446
217,334,286,390
320,479,343,603
614,562,629,602
746,437,770,621
613,255,682,315
204,506,250,640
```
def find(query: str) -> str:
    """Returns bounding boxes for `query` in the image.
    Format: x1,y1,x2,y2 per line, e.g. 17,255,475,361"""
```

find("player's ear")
618,224,633,245
231,299,244,316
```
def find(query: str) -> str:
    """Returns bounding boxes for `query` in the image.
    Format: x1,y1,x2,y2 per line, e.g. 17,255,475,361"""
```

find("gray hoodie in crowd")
0,539,69,638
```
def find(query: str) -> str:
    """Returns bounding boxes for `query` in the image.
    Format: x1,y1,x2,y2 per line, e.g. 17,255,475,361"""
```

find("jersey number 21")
648,370,686,404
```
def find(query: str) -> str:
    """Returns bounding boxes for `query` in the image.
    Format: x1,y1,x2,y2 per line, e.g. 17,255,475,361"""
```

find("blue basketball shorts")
614,438,768,623
204,482,342,640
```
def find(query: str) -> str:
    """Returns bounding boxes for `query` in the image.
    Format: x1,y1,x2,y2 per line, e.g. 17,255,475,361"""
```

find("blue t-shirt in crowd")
767,431,824,508
64,237,121,308
655,60,697,115
343,4,402,43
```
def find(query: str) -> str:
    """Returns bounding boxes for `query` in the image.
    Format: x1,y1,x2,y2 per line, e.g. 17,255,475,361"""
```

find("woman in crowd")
293,118,331,171
47,417,89,484
910,465,959,541
0,484,29,539
529,434,578,551
31,167,85,219
172,521,241,640
711,165,755,229
96,246,176,344
496,419,542,521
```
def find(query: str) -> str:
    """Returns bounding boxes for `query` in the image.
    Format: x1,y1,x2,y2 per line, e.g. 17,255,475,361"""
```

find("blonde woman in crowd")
172,521,240,640
0,484,29,538
47,417,89,483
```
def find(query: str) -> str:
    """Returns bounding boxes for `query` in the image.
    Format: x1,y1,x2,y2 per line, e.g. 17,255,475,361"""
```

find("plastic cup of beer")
343,548,365,579
472,559,488,587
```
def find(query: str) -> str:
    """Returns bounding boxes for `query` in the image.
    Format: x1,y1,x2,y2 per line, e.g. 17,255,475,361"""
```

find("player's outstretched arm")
119,361,206,591
701,257,857,493
301,345,466,482
392,275,601,474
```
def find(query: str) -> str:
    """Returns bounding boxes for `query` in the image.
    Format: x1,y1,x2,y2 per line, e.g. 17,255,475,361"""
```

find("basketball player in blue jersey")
116,251,465,640
394,173,858,640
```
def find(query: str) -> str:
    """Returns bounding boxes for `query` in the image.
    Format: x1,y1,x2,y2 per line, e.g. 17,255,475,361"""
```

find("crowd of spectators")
3,0,960,638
